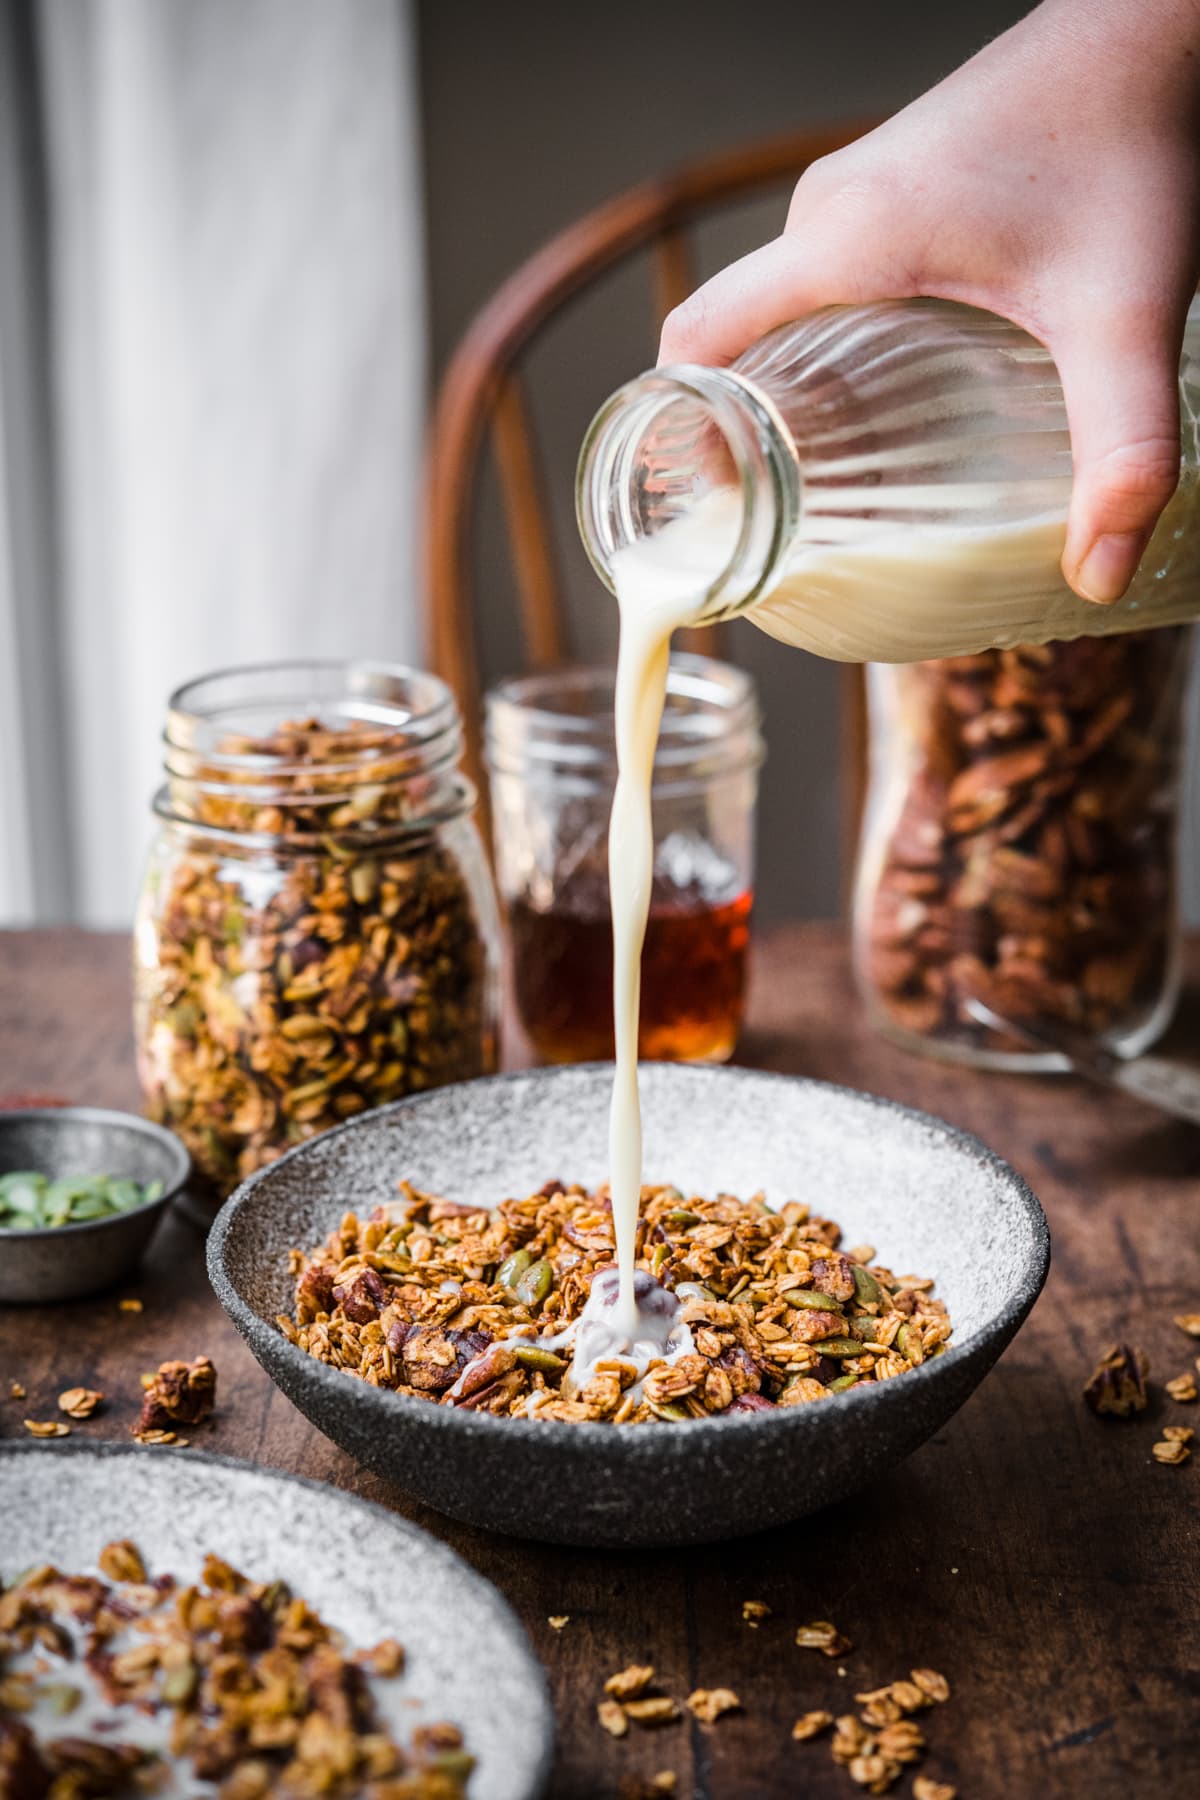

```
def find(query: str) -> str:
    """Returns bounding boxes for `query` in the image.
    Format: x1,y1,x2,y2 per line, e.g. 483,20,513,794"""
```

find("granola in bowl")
279,1181,952,1423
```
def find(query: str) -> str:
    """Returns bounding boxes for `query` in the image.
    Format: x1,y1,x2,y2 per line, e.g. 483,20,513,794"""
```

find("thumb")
658,234,856,369
1053,310,1183,604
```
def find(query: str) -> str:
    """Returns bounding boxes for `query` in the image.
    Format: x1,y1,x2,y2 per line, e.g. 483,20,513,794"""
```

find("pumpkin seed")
828,1374,861,1392
515,1257,553,1308
812,1336,860,1357
349,859,380,906
42,1683,81,1716
662,1208,700,1228
896,1323,925,1365
495,1248,533,1293
649,1400,688,1422
431,1752,476,1779
784,1288,843,1312
161,1663,198,1706
852,1264,883,1306
513,1345,565,1374
0,1170,164,1230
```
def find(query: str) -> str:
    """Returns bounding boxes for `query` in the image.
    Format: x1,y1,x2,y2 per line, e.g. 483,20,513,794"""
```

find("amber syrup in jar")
486,656,762,1067
509,884,752,1064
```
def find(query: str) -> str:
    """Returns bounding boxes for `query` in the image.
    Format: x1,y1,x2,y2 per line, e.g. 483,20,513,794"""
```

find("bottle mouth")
575,364,800,621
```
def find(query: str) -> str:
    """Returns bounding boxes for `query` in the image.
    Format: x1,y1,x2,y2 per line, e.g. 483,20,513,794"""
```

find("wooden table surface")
2,926,1199,1800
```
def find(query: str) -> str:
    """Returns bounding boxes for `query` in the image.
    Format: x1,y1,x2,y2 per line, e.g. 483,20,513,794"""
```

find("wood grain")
2,927,1198,1798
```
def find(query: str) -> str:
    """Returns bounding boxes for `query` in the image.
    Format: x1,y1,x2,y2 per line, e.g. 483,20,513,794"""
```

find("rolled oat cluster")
856,630,1189,1060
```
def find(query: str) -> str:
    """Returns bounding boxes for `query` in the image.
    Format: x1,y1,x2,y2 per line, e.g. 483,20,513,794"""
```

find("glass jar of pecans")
853,629,1192,1069
134,662,500,1194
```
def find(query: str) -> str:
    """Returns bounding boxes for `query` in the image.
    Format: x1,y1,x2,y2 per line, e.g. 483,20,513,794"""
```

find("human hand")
659,0,1200,603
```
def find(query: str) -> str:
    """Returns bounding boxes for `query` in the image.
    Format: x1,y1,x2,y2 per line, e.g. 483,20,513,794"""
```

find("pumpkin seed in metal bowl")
0,1108,190,1304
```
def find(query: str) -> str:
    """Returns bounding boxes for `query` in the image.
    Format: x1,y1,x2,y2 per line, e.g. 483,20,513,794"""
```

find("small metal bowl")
0,1108,191,1304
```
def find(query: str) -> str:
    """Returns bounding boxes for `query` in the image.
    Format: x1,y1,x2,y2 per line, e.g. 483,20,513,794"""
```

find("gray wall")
418,0,1034,920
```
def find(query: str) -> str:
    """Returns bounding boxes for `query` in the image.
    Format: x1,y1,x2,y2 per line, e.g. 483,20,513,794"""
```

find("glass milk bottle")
576,297,1200,659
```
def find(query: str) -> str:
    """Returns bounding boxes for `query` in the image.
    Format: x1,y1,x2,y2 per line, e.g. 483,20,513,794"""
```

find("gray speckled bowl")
0,1108,190,1303
0,1442,553,1800
209,1064,1049,1547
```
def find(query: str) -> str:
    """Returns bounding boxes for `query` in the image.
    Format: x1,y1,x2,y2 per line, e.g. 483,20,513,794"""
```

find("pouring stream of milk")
602,498,743,1340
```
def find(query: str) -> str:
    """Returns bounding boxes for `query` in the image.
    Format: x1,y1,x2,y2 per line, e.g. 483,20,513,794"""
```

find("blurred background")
8,0,1196,934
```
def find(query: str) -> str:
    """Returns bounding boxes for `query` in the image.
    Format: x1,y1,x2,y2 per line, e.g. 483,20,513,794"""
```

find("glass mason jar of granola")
853,629,1192,1069
134,662,500,1194
485,654,763,1065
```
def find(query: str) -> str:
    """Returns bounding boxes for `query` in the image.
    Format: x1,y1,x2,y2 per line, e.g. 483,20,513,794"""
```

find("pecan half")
1083,1342,1149,1418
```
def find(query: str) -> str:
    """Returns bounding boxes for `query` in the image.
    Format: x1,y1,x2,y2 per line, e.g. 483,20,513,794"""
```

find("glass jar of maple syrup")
486,655,763,1065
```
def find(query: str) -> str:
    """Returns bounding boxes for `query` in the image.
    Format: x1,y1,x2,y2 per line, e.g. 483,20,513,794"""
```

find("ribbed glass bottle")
577,298,1200,661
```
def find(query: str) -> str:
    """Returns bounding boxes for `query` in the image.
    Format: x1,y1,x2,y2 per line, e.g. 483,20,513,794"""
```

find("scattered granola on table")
1165,1373,1198,1403
792,1710,834,1740
617,1775,676,1800
281,1183,951,1423
686,1687,740,1723
132,1355,217,1441
741,1599,771,1626
598,1669,681,1737
135,701,497,1197
622,1698,679,1728
796,1620,852,1658
1152,1437,1191,1465
605,1667,656,1702
795,1662,952,1794
22,1420,69,1440
597,1699,629,1739
57,1387,103,1420
1082,1342,1148,1417
1173,1313,1200,1337
0,1544,473,1797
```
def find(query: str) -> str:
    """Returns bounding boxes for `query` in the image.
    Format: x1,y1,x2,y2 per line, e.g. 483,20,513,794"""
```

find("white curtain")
0,0,425,926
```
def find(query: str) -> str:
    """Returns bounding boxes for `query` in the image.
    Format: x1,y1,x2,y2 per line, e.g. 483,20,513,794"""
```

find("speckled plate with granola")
0,1443,553,1800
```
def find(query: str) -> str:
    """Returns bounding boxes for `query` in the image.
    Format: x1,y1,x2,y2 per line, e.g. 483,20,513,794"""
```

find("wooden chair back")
424,123,873,873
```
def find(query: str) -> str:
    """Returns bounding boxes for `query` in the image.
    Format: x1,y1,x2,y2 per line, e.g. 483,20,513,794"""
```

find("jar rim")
484,652,764,783
165,659,461,767
157,659,474,842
